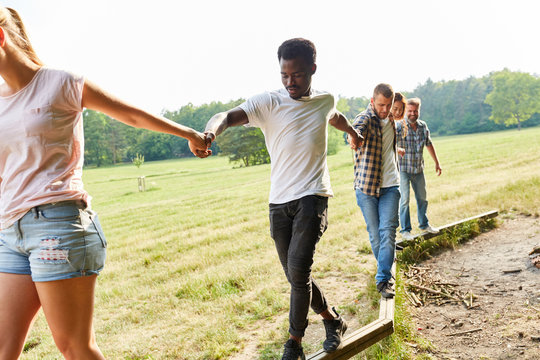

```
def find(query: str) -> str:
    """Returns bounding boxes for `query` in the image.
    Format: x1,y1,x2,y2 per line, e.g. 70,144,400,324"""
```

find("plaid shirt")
352,104,397,197
396,119,432,174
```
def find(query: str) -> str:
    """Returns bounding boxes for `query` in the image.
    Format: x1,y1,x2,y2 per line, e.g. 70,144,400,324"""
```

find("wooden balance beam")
397,209,499,248
307,210,498,359
307,263,396,360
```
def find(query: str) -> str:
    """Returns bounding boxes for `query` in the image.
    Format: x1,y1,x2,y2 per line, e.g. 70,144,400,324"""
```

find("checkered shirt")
396,119,432,174
352,104,397,197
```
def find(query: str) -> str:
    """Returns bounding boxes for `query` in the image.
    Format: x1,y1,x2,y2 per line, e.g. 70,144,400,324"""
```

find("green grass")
20,127,540,359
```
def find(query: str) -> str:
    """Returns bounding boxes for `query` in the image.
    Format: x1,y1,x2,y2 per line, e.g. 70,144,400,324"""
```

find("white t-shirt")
239,88,337,204
0,67,89,230
380,118,399,188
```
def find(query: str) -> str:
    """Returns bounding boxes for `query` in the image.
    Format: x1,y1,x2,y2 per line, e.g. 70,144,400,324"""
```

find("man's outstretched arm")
205,108,249,137
329,112,363,150
196,108,250,158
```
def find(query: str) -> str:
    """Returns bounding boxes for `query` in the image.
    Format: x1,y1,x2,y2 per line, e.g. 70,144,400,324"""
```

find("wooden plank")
378,263,396,321
307,264,397,360
307,319,393,360
397,210,498,247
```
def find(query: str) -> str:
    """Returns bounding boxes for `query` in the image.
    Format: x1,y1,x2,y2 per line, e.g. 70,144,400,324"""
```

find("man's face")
280,57,315,99
406,104,420,122
371,94,393,119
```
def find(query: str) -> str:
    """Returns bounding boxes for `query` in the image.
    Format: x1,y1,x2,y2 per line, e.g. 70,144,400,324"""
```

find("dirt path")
408,215,540,360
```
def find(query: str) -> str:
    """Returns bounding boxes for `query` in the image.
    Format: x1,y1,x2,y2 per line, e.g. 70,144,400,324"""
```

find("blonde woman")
0,7,208,359
393,92,408,136
393,92,408,158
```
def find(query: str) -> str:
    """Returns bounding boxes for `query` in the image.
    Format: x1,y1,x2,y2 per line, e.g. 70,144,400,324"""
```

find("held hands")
397,147,405,157
347,130,363,150
188,131,213,158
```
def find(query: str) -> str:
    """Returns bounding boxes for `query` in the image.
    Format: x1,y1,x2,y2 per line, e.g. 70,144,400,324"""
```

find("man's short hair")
373,83,394,99
407,97,422,108
277,38,316,66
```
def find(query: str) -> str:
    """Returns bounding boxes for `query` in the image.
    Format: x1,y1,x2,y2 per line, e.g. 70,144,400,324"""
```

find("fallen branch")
411,292,423,306
434,281,460,286
502,268,522,274
446,328,482,336
407,283,461,302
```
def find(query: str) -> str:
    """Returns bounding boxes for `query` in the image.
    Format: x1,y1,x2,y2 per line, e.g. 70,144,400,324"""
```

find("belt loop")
32,207,39,219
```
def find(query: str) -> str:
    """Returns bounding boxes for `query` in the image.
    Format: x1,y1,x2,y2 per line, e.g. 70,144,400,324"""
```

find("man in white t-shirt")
202,38,362,360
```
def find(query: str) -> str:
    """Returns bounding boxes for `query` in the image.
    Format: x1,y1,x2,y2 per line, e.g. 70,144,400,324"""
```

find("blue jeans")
399,171,429,233
355,186,400,284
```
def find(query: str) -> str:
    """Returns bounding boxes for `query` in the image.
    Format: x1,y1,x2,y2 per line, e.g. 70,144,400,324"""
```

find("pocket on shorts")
38,203,81,222
81,209,107,248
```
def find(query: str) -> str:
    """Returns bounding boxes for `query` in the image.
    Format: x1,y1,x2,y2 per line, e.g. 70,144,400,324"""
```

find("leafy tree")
132,153,144,168
83,109,113,167
217,126,269,167
485,69,540,130
81,70,540,167
327,125,344,155
409,76,506,136
338,96,370,120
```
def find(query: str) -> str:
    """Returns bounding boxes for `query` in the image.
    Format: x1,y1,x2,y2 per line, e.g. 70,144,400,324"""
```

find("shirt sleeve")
61,71,85,112
238,92,272,129
424,122,433,147
352,114,370,138
327,94,339,121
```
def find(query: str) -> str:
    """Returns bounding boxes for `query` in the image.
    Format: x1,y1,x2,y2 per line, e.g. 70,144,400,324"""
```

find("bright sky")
3,0,539,113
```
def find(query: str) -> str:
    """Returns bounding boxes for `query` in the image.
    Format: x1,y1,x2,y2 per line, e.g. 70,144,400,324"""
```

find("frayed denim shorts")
0,200,107,282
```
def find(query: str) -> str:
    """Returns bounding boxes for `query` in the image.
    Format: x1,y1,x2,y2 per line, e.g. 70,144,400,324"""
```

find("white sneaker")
422,225,439,234
401,231,414,240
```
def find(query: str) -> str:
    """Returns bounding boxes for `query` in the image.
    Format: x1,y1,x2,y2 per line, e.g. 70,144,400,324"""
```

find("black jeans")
269,195,329,337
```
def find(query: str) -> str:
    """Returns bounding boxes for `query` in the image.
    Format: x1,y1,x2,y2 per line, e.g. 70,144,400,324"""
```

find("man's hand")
435,163,442,176
397,147,405,157
189,131,212,158
205,131,216,147
347,130,363,150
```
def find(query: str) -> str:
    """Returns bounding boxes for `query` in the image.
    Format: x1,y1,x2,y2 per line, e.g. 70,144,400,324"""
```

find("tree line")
83,69,540,167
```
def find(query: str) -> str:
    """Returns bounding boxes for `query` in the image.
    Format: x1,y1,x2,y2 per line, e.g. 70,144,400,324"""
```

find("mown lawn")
21,127,540,359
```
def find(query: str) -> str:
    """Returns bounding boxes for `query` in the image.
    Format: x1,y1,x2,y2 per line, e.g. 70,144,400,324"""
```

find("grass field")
21,127,540,359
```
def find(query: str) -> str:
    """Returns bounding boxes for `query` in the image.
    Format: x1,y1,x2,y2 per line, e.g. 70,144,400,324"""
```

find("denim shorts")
0,201,107,282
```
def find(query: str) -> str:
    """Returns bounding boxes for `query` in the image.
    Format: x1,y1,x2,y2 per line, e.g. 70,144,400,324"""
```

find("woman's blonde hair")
394,92,408,138
0,7,42,65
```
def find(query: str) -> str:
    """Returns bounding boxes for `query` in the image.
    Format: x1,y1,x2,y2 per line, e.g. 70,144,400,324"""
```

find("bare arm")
204,107,249,139
82,80,209,156
426,144,442,176
329,112,363,149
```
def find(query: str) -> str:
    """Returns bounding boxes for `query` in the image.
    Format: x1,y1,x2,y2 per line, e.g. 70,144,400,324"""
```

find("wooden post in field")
138,176,146,192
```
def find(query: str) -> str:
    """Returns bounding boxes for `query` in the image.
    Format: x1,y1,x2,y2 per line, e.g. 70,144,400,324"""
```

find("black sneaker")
377,281,395,298
282,339,305,360
322,307,348,352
